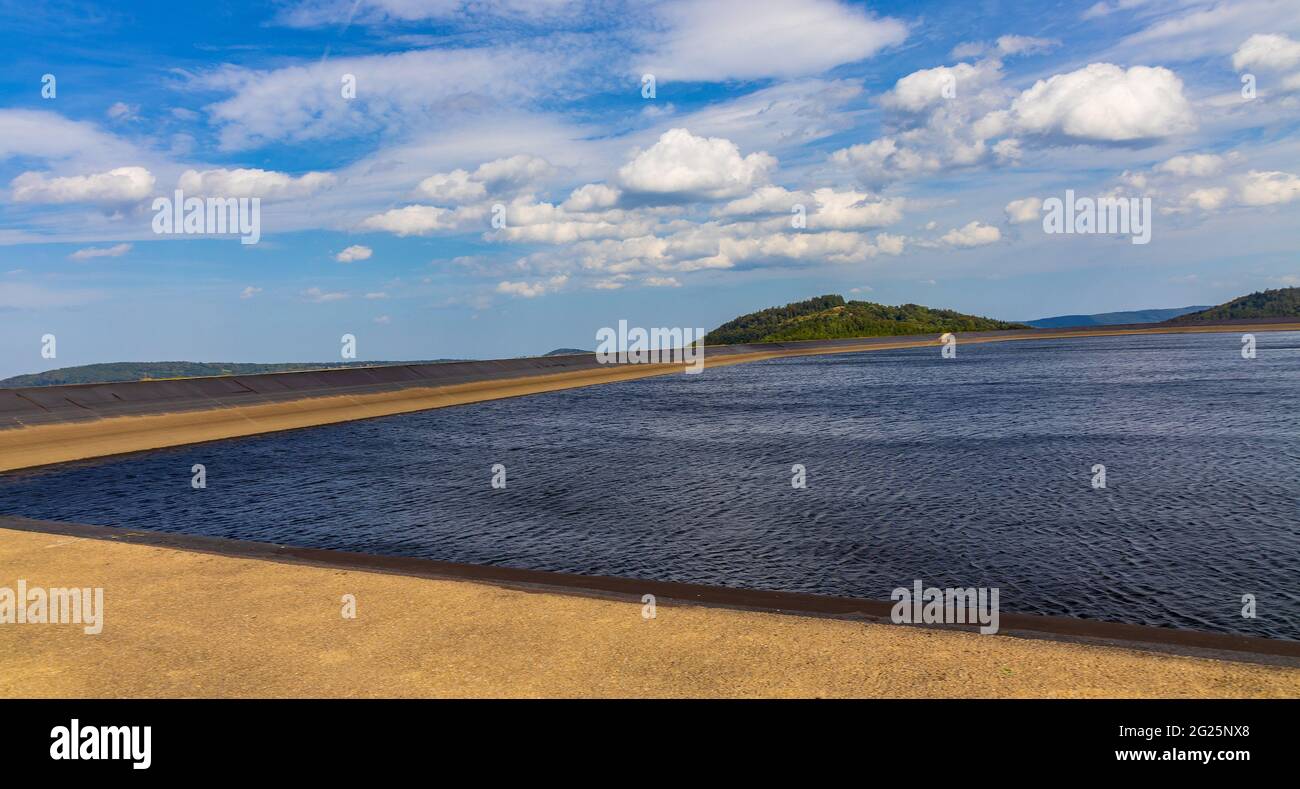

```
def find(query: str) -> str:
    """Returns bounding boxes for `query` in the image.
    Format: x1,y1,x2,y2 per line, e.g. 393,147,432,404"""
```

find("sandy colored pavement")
6,323,1300,473
1,527,1297,698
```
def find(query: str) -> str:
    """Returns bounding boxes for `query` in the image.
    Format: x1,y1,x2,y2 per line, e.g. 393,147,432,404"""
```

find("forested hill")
705,295,1027,345
1165,288,1300,323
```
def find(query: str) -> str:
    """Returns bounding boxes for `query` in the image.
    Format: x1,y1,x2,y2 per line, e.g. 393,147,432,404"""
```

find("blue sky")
1,0,1299,378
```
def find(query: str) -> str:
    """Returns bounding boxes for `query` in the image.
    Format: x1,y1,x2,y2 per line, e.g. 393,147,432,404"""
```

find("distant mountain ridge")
1166,287,1300,323
0,360,461,388
705,295,1027,345
1027,306,1209,328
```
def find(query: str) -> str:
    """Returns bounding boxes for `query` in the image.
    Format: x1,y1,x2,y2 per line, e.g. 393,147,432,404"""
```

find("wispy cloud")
302,286,348,302
69,242,132,261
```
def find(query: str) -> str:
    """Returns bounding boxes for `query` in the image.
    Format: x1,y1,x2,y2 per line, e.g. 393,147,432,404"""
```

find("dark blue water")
3,332,1298,639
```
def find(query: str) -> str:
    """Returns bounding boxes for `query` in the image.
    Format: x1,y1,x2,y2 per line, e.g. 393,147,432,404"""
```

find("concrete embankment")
1,518,1296,698
2,320,1296,472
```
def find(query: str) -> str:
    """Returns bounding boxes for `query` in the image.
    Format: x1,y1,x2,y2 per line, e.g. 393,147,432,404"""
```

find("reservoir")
3,331,1297,640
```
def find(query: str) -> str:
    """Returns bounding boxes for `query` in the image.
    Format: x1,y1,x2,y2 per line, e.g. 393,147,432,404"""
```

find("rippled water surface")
4,332,1299,639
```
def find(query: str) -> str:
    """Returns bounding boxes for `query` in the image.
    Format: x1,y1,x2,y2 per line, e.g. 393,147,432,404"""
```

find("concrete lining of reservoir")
0,516,1297,699
4,514,1297,666
2,319,1298,472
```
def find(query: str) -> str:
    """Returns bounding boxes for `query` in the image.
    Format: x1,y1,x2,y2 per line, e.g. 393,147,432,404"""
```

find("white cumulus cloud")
1184,187,1230,211
336,245,373,263
617,128,776,200
1232,33,1300,71
884,63,985,113
361,204,487,236
1238,170,1300,206
178,168,336,200
1010,63,1196,142
472,154,554,189
828,137,940,186
941,221,1002,247
995,35,1058,56
1005,197,1042,223
496,274,568,298
416,169,487,203
11,166,155,204
806,189,904,229
415,155,554,203
562,183,622,212
1156,154,1226,177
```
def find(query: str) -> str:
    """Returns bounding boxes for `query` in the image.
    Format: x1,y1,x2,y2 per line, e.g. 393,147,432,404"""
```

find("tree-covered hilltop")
1165,288,1300,323
704,295,1028,345
703,295,847,344
0,360,461,388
